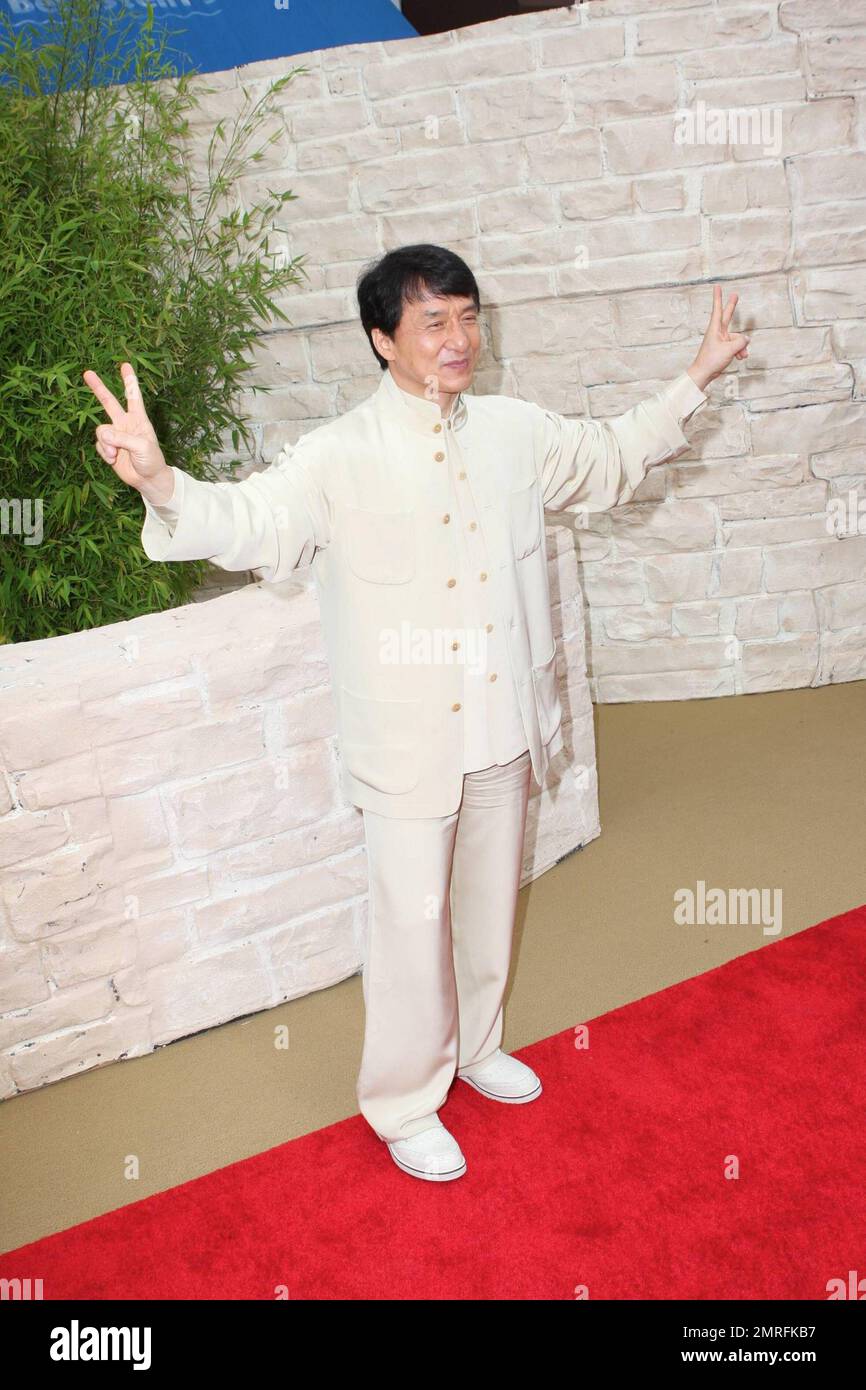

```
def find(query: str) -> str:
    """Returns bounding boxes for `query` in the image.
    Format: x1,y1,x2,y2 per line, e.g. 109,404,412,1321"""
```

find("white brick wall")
201,0,865,695
2,0,865,1093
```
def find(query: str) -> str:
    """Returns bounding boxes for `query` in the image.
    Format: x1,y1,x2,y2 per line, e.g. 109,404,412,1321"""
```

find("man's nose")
445,323,470,351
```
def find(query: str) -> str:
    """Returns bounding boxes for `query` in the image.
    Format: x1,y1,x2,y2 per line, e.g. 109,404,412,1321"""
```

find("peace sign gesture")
83,362,172,498
687,285,750,391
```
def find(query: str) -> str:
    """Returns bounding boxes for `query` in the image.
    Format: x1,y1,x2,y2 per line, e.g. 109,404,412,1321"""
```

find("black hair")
356,244,481,370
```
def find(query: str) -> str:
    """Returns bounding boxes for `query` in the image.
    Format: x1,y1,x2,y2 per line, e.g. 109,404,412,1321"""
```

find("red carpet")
3,904,865,1300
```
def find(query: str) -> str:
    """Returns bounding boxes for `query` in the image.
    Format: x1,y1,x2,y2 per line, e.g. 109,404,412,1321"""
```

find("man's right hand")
83,362,175,505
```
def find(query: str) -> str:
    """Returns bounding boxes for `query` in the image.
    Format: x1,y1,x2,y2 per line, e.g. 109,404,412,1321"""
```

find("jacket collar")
375,367,469,435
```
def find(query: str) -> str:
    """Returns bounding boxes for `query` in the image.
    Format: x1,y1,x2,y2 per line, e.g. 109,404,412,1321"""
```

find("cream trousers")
357,748,532,1143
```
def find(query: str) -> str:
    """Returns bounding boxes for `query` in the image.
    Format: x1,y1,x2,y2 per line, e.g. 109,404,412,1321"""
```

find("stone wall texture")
186,0,866,697
2,0,864,1094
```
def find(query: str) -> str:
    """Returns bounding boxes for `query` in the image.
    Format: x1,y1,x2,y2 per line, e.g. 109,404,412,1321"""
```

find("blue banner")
0,1,417,80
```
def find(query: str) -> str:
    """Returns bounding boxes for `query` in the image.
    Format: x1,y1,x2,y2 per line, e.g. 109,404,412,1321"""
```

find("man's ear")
371,326,394,363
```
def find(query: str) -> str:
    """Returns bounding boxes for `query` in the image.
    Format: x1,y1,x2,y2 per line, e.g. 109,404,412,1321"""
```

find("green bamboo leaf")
1,0,307,639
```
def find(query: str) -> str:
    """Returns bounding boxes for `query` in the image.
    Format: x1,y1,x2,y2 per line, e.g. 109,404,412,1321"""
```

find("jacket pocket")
530,643,562,746
508,477,543,560
339,685,422,794
344,503,415,584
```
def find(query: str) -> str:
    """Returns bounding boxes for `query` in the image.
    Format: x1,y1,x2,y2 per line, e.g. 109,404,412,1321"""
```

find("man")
84,245,749,1183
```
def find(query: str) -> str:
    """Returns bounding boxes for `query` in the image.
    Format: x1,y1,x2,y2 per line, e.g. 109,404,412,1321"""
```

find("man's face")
372,290,481,399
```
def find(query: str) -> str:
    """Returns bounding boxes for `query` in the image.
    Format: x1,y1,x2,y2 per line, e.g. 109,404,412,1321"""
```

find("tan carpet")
2,680,864,1253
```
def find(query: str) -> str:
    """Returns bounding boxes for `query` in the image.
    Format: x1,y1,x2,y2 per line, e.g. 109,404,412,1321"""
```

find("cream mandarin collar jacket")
142,366,708,818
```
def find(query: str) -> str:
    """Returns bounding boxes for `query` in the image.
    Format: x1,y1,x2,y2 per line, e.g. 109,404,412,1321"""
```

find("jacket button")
469,521,477,531
433,423,442,433
442,513,450,524
447,577,456,587
486,622,493,632
434,451,445,461
452,702,461,712
489,673,497,682
480,572,487,581
451,640,460,651
458,470,467,480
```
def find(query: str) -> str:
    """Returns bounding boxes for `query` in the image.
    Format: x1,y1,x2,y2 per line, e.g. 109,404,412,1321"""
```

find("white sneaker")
457,1049,542,1103
386,1124,467,1182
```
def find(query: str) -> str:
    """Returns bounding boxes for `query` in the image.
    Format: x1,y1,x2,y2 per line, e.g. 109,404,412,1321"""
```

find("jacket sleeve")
532,370,709,514
139,429,332,584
